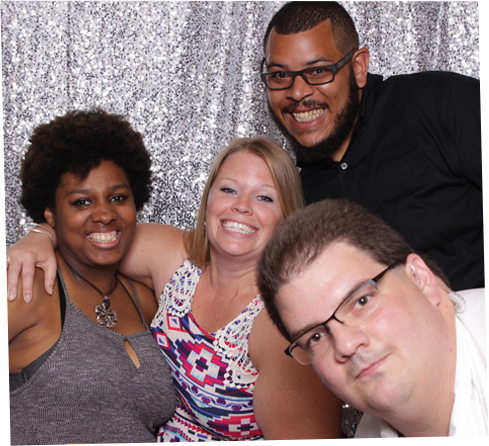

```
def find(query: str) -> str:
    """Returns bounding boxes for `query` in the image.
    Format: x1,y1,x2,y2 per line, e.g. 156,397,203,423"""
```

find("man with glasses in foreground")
261,2,482,292
258,199,487,437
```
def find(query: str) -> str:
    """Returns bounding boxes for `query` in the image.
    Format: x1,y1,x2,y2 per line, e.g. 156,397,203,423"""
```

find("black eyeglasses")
285,264,398,365
260,48,357,91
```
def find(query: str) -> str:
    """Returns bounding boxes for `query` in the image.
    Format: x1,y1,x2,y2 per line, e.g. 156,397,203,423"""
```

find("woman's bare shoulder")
8,268,62,371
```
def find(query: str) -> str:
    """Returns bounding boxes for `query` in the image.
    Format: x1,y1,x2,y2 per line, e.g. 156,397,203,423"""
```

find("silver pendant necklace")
67,263,120,328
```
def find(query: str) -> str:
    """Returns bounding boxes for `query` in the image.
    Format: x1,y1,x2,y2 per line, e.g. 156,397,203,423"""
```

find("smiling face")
276,241,456,423
265,20,368,161
205,150,284,264
45,160,137,275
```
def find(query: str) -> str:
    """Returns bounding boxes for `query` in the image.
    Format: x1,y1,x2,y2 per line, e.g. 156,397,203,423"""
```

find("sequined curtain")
2,1,479,249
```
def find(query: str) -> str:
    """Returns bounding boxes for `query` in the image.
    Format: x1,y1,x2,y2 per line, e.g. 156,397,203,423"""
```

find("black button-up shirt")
298,72,482,291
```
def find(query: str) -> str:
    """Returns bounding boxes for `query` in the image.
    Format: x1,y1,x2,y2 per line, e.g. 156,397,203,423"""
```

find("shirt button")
340,163,348,170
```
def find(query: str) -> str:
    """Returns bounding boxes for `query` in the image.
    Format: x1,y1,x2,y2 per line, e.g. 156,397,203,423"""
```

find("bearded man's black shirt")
298,72,482,291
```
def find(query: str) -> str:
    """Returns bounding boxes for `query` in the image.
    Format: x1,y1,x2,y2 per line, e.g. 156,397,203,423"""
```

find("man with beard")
261,1,482,291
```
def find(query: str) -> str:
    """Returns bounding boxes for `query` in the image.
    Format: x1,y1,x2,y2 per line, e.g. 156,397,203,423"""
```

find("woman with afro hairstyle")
8,109,177,445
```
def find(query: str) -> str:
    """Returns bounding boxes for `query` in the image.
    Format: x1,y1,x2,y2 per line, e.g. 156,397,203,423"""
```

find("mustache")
282,100,331,114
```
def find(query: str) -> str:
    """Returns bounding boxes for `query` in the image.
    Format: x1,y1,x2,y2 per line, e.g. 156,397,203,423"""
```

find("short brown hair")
264,1,359,55
258,199,449,340
185,136,305,268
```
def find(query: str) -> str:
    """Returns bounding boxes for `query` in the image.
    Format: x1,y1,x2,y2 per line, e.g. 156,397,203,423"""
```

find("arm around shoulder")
118,222,187,295
249,310,342,439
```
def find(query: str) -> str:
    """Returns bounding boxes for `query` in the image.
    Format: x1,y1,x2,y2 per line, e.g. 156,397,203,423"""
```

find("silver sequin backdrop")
2,1,480,248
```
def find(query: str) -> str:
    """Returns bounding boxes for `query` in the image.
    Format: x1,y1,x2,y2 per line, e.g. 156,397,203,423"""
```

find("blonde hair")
185,136,305,268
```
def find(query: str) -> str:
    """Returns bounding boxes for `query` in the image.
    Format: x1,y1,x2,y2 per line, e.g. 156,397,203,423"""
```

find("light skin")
8,151,342,439
277,241,458,437
265,20,369,161
192,150,284,332
9,161,158,373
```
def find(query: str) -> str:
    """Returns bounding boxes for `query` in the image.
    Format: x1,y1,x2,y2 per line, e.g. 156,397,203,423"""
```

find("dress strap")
119,278,150,331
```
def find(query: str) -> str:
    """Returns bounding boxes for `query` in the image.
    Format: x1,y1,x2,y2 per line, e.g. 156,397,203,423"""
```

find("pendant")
95,297,118,328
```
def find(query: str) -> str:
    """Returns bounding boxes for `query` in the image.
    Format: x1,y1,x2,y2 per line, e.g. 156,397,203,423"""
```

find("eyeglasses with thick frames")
260,48,358,91
285,264,398,365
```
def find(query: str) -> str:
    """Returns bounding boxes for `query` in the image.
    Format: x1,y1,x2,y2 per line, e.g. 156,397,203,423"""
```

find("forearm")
118,222,187,293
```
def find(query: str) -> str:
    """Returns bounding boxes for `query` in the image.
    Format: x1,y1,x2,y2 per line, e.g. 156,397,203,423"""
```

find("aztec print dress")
151,260,265,441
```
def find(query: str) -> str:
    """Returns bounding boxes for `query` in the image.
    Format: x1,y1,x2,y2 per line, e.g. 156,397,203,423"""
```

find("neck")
204,254,258,299
392,422,450,446
56,251,120,292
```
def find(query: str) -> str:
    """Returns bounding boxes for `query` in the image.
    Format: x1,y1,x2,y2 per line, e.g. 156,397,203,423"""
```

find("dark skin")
8,256,157,372
8,161,158,372
9,266,62,373
265,20,369,161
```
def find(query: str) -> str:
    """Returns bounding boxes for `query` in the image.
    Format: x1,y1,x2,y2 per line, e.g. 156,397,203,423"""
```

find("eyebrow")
288,276,372,341
266,57,336,71
67,183,130,196
215,177,277,190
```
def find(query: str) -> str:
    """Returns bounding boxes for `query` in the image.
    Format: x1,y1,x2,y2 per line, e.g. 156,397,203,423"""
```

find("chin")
90,253,124,267
294,133,328,149
363,384,413,416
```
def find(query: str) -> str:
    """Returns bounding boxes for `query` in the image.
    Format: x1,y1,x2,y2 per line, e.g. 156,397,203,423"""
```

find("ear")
352,47,370,89
404,253,442,306
44,207,55,228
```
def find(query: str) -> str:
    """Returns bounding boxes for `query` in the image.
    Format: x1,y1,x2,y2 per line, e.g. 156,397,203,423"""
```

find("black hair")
21,109,152,222
263,1,359,54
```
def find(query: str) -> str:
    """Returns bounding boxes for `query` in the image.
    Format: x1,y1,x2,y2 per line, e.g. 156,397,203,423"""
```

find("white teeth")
88,232,118,243
293,109,325,123
223,221,256,235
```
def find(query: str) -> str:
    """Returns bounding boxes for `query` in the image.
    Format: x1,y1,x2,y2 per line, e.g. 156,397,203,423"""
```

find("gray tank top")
10,268,177,445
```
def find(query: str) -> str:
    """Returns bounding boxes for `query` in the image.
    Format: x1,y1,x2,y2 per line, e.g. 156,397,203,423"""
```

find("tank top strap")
121,277,149,331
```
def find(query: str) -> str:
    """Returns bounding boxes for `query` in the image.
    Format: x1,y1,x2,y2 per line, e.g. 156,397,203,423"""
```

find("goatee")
285,71,361,165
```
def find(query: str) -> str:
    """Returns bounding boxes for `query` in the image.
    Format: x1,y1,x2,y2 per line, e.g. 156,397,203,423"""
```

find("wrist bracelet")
28,225,56,247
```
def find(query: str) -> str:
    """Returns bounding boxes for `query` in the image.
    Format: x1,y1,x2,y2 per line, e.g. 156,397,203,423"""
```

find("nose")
233,194,252,214
286,74,315,102
328,321,369,363
91,201,117,224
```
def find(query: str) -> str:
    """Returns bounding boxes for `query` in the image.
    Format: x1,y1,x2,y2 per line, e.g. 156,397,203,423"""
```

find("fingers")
41,258,57,296
0,254,10,280
19,259,36,303
6,229,58,303
6,253,57,303
7,255,22,302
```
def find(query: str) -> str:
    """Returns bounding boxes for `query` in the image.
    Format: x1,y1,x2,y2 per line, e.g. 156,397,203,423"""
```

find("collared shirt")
298,72,482,291
355,288,487,438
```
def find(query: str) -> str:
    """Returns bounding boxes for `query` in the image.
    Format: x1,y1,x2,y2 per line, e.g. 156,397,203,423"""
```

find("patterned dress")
151,260,265,441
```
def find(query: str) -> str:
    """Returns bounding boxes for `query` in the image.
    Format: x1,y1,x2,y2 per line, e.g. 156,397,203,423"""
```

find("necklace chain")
67,263,120,328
